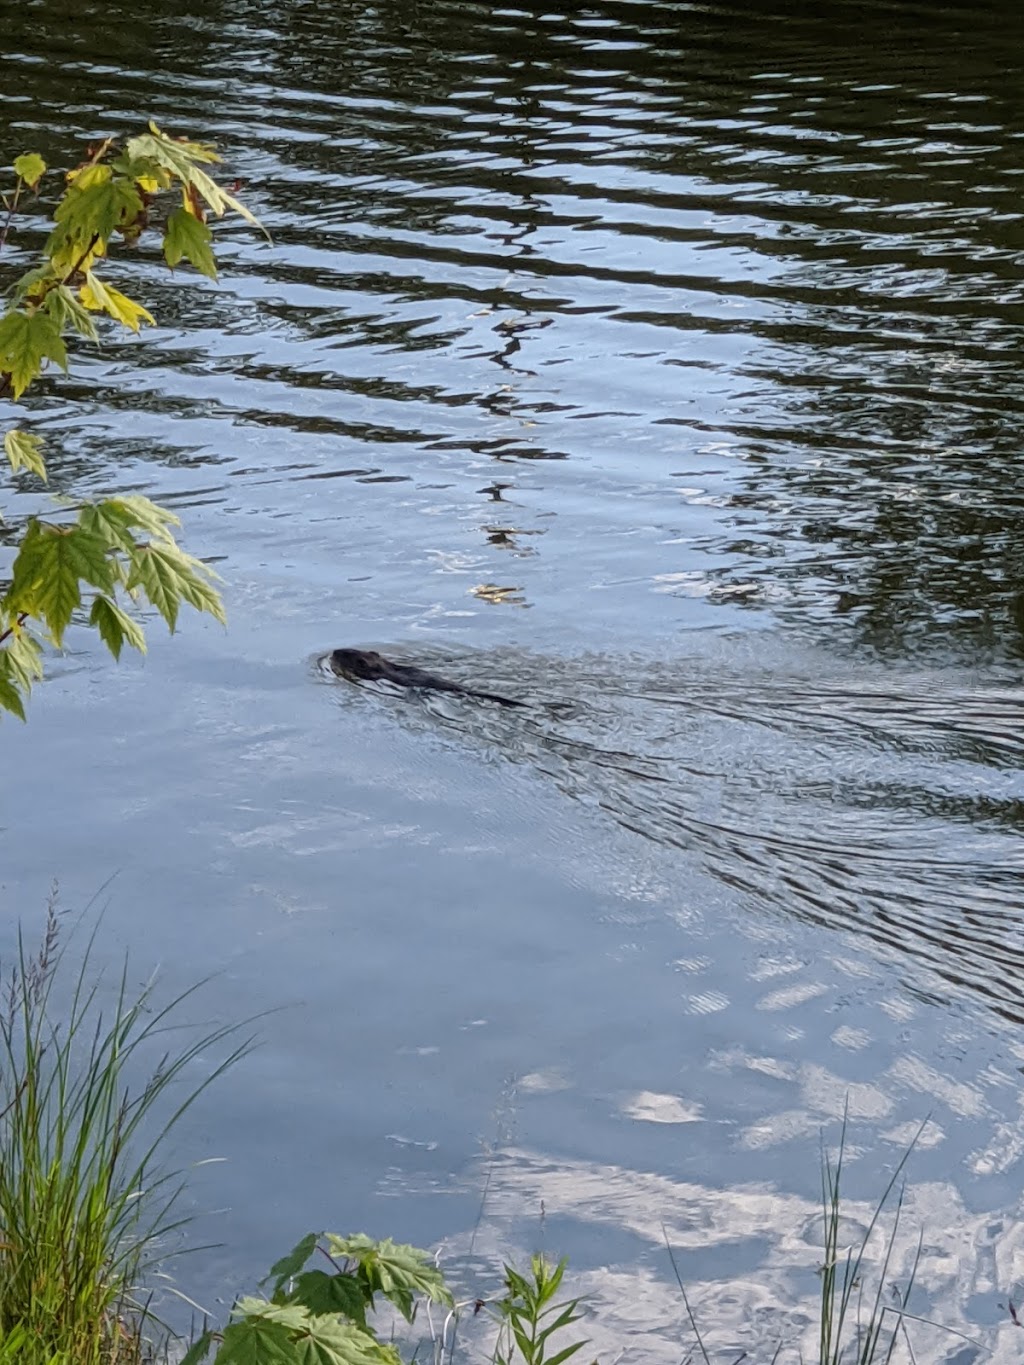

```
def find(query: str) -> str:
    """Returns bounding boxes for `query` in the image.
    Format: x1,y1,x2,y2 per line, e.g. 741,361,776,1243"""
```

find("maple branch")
0,612,29,647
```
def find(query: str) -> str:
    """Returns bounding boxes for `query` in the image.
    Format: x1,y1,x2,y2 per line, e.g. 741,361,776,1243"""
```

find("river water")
3,0,1024,1358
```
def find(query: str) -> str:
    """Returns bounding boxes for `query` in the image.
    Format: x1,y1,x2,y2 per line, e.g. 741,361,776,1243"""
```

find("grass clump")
0,898,250,1365
817,1121,923,1365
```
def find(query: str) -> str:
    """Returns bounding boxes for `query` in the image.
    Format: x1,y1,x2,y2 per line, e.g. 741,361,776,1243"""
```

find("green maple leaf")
227,1303,399,1365
266,1233,321,1295
289,1272,367,1328
125,123,266,234
3,630,43,693
126,541,224,632
11,263,58,305
0,630,43,721
178,1332,214,1365
325,1236,452,1320
13,153,45,189
4,429,47,481
8,522,115,643
90,595,147,660
78,499,139,553
80,270,154,333
111,493,182,540
43,284,100,342
125,125,222,177
164,207,217,279
0,310,68,398
47,165,143,269
215,1315,295,1365
0,654,26,720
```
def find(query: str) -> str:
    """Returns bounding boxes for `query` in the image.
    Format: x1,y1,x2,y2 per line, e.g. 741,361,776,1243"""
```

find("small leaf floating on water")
471,582,529,607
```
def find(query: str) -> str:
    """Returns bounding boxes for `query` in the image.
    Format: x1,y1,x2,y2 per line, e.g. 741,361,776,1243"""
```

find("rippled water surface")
4,0,1024,1357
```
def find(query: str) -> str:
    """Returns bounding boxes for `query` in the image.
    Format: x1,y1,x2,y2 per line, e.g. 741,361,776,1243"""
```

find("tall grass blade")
662,1223,712,1365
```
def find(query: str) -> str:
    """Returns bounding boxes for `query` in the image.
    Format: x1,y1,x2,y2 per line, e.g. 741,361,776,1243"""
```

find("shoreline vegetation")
0,904,974,1365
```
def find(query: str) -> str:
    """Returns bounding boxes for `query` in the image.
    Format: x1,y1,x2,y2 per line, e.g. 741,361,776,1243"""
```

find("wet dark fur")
329,649,525,709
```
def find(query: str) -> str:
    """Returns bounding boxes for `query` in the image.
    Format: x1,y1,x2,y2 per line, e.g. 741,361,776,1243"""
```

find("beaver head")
329,648,388,681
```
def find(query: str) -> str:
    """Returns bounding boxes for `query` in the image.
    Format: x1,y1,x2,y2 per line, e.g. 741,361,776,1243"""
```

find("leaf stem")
0,613,29,648
62,233,102,286
0,182,23,256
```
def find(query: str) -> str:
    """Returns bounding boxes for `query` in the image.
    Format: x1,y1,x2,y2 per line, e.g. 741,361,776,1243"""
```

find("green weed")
490,1255,591,1365
183,1230,454,1365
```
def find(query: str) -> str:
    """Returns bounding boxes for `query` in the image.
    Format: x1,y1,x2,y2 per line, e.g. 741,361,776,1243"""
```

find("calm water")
3,0,1024,1357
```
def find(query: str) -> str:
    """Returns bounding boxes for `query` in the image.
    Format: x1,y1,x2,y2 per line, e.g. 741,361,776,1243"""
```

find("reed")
664,1113,941,1365
817,1119,923,1365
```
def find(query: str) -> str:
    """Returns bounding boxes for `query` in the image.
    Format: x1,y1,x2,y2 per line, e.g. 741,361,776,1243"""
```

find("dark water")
4,0,1024,1358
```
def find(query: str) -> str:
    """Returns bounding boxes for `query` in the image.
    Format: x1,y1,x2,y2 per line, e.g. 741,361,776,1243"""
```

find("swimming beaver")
329,648,525,709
